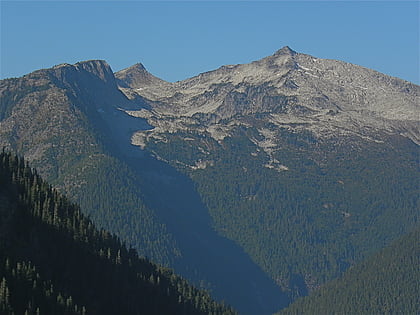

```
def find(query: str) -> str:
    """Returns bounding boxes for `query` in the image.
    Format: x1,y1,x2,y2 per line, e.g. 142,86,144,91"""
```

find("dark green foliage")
63,154,179,265
145,126,419,299
0,70,178,268
0,260,85,315
277,227,420,314
0,151,236,315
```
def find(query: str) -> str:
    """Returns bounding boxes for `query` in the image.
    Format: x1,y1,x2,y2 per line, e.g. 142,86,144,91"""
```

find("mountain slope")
117,47,420,294
120,46,419,146
277,226,420,314
0,60,289,314
1,47,419,313
136,122,419,296
0,60,179,264
0,150,236,315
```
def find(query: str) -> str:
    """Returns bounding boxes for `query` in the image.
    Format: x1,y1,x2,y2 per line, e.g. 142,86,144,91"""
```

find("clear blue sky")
1,1,419,84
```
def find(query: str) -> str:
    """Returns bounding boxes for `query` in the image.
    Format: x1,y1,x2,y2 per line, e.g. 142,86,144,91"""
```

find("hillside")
277,227,420,314
0,60,177,264
0,62,287,314
118,47,420,293
1,47,419,313
0,150,236,315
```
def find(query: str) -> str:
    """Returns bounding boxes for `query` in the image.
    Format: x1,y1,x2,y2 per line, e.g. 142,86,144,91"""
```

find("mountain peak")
75,59,109,67
74,60,114,82
116,62,169,89
116,62,150,77
50,60,111,74
132,63,147,71
273,46,297,56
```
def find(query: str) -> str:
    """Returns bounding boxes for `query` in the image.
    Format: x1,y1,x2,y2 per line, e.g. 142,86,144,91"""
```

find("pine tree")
0,277,11,312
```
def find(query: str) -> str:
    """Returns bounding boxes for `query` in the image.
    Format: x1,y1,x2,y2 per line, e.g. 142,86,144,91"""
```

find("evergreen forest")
0,150,236,315
278,227,420,314
146,127,419,296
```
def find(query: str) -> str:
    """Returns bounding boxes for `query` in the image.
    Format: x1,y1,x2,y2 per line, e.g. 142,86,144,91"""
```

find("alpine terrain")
1,46,419,314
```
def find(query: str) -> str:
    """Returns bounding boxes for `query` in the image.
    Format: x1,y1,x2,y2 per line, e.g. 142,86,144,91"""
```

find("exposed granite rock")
116,46,419,149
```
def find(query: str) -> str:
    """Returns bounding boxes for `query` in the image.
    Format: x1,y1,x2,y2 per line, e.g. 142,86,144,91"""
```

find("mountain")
0,59,179,264
0,59,288,314
116,46,419,296
117,46,418,145
0,150,236,315
276,226,420,314
1,47,419,314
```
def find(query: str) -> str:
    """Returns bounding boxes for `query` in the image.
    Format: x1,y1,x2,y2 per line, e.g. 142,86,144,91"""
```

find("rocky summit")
1,47,419,315
117,46,419,152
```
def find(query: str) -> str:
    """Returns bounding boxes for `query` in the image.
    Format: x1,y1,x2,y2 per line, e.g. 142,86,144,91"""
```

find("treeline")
0,150,236,315
277,227,420,314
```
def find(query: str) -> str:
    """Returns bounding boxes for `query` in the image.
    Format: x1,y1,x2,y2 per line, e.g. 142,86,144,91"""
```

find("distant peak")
76,59,109,67
51,60,110,71
273,46,297,56
115,62,169,89
117,63,149,75
47,60,115,84
132,63,147,71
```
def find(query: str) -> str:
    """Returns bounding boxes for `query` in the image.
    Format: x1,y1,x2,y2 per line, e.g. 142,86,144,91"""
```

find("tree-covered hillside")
0,61,290,315
0,62,179,266
0,150,236,315
145,126,419,296
277,226,420,314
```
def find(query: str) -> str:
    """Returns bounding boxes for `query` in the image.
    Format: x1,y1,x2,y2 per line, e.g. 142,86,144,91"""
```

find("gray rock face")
116,46,420,147
116,63,166,89
48,60,116,90
0,59,141,178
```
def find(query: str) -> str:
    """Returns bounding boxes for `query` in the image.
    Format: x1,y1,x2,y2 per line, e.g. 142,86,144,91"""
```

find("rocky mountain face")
0,59,180,271
115,46,419,304
117,46,419,150
1,47,419,314
0,60,134,165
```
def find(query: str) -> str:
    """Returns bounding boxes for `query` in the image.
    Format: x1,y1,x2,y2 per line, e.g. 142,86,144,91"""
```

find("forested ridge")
146,126,419,296
0,64,179,268
277,227,420,314
0,150,236,315
0,60,290,315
